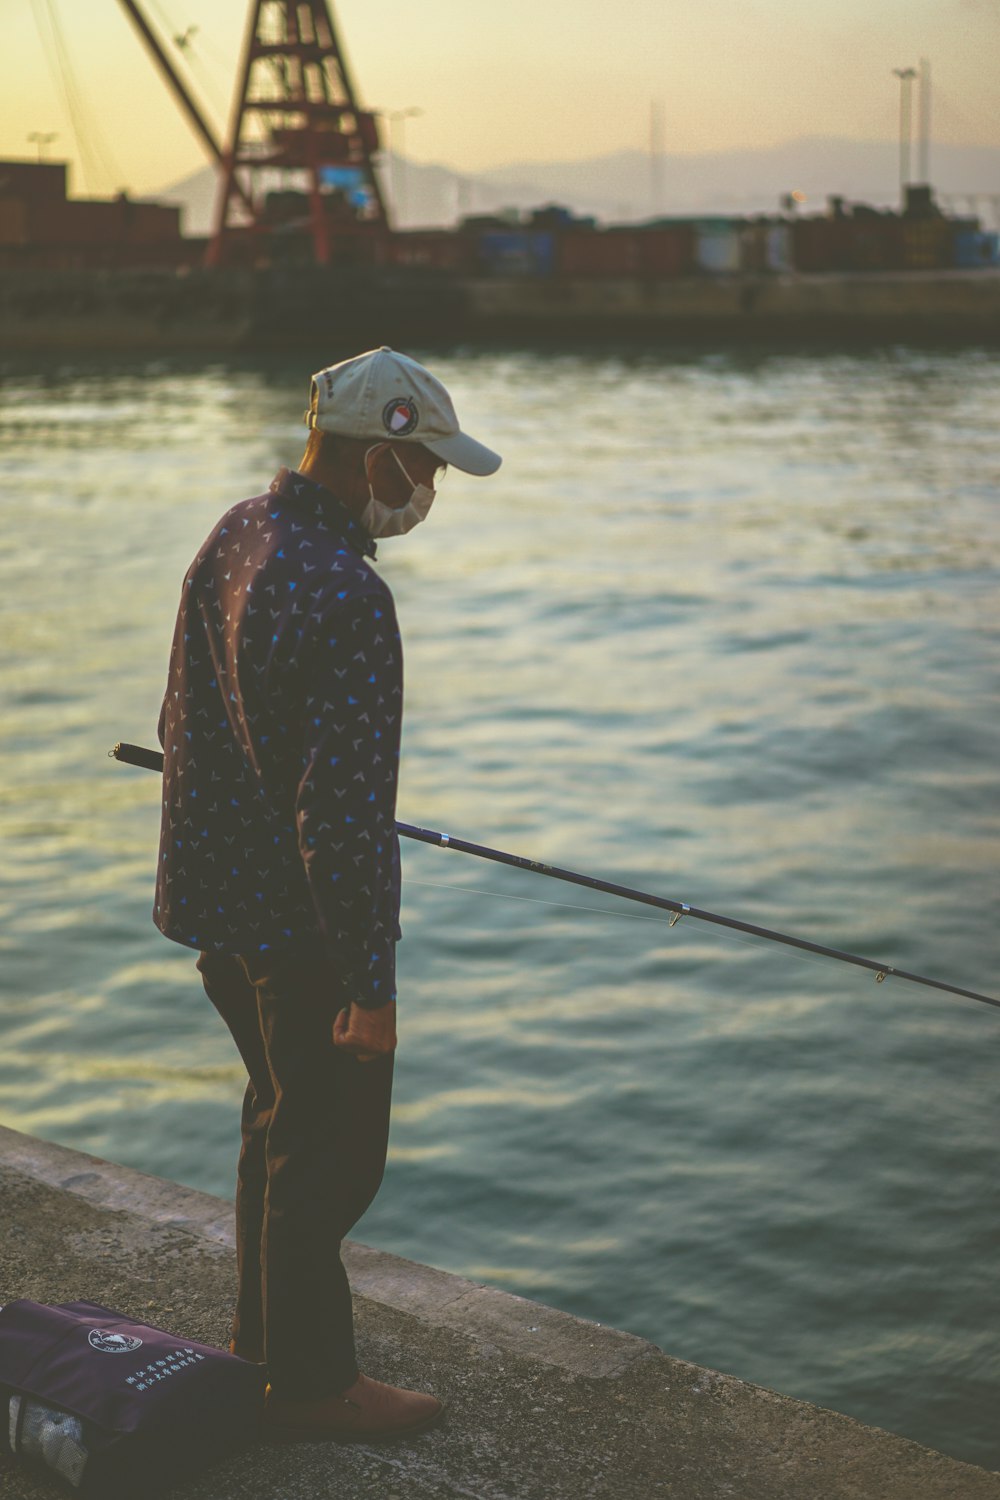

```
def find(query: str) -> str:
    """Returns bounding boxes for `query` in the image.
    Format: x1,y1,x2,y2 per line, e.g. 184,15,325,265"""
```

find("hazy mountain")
156,138,1000,236
476,139,1000,222
155,163,219,237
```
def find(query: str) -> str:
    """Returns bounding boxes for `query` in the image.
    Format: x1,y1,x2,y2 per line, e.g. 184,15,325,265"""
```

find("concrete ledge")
0,1126,653,1381
2,1123,999,1499
0,1125,238,1246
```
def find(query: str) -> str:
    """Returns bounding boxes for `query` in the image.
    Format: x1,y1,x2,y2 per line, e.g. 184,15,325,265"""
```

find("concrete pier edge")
2,1121,999,1499
0,1124,650,1383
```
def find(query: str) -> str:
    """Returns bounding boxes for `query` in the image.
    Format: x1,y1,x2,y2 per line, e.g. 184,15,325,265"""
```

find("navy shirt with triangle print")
154,467,402,1010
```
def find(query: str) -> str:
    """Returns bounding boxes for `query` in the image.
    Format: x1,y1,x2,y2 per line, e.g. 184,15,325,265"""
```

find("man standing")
154,347,501,1442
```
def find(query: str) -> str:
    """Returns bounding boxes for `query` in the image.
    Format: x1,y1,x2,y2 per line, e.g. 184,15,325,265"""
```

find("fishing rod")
110,741,999,1012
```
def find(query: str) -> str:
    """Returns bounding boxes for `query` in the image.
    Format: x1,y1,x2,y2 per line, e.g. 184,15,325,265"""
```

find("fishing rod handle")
111,742,165,773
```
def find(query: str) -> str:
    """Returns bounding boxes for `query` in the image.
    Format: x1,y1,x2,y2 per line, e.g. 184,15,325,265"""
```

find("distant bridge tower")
207,0,388,266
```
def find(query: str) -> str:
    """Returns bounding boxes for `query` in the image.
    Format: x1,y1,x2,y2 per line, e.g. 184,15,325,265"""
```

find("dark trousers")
197,943,394,1398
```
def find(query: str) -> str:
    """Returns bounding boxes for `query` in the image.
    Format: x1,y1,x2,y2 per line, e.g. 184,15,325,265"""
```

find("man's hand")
333,1000,397,1063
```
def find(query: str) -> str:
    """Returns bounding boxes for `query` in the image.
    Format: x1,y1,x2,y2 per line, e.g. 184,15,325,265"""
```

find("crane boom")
116,0,254,216
117,0,223,161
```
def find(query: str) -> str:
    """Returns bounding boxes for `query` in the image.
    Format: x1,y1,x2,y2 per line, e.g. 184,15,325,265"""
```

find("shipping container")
0,160,67,201
848,216,904,271
902,218,952,270
953,230,1000,269
27,199,112,246
477,229,554,277
0,236,199,271
740,221,769,273
556,229,641,277
694,220,741,274
792,217,854,272
637,225,694,278
26,197,181,248
740,220,793,274
122,201,183,244
0,197,29,246
388,230,475,273
766,223,792,272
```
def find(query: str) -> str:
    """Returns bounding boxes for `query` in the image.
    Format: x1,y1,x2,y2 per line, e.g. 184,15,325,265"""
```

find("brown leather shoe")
264,1373,445,1444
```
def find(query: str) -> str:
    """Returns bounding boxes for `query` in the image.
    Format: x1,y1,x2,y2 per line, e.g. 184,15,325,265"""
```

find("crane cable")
144,0,231,124
30,0,125,193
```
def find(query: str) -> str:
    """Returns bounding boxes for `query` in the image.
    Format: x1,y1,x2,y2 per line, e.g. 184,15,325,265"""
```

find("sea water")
1,345,998,1468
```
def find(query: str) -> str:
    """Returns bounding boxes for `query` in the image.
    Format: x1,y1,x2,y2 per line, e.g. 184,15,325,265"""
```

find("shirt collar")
268,467,377,560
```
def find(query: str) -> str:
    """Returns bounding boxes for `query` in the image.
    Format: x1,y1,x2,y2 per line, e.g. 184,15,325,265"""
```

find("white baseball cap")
305,346,502,476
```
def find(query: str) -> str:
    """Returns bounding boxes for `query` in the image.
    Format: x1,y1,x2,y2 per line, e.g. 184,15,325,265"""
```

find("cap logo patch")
383,397,418,437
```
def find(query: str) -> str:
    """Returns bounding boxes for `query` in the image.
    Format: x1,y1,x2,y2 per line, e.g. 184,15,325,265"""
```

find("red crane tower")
207,0,388,266
118,0,389,267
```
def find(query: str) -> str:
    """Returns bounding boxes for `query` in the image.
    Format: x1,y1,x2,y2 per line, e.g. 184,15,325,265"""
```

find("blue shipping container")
953,230,1000,269
477,231,555,277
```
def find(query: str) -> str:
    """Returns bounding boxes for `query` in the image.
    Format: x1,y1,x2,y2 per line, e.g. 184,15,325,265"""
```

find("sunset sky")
3,0,997,198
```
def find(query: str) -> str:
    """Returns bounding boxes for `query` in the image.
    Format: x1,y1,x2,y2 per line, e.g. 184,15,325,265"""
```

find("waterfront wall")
461,268,1000,340
1,267,999,352
2,1123,1000,1499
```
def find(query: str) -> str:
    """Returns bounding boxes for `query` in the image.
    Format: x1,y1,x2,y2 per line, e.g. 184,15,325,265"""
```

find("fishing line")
404,876,883,980
407,874,683,925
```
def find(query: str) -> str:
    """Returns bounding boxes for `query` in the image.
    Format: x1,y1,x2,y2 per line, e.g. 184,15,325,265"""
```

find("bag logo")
88,1329,143,1354
383,397,418,437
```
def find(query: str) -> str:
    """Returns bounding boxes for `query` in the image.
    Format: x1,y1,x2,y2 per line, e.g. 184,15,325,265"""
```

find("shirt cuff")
333,936,397,1010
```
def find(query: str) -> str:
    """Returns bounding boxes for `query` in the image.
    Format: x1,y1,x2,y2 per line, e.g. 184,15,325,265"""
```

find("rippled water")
1,346,998,1468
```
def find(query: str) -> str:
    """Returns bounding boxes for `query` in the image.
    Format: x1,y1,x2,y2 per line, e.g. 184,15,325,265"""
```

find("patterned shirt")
154,467,403,1009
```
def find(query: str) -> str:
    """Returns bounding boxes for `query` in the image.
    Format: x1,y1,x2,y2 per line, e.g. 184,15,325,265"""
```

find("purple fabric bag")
0,1300,266,1494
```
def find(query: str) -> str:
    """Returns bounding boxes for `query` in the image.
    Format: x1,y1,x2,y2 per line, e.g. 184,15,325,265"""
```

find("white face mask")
361,444,436,538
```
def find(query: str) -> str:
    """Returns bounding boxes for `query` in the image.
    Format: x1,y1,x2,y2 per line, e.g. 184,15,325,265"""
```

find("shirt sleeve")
296,589,402,1009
